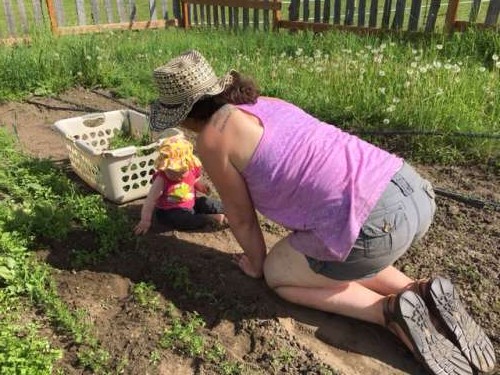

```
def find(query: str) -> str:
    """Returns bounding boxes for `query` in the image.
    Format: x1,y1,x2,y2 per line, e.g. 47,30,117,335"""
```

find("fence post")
45,0,59,35
444,0,460,33
272,0,281,30
182,1,190,28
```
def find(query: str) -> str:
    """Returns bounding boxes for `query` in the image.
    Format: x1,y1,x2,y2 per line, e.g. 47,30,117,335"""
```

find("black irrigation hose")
434,188,500,212
90,89,149,115
24,94,500,212
350,129,500,139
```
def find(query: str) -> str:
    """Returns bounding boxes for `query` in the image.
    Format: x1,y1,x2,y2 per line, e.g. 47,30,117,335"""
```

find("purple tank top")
238,97,403,261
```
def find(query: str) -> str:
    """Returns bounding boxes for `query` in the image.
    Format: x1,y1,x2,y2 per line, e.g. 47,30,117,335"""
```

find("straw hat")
154,136,201,174
149,50,234,131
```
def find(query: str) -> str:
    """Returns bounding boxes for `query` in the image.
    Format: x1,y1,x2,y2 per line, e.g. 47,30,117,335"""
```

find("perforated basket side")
98,151,158,203
65,139,104,193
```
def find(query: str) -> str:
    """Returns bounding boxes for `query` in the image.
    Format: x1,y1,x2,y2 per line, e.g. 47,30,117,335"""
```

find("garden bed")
1,88,498,374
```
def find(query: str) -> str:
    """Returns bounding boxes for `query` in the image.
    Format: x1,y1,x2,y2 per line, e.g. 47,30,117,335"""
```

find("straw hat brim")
149,72,233,131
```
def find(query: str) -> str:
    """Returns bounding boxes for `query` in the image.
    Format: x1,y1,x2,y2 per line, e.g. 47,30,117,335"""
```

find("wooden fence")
0,0,498,45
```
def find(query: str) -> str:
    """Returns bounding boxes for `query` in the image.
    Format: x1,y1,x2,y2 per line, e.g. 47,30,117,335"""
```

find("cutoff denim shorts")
306,162,436,281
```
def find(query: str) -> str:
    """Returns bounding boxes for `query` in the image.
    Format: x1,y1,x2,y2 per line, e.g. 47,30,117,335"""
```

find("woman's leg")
357,266,414,296
263,237,412,326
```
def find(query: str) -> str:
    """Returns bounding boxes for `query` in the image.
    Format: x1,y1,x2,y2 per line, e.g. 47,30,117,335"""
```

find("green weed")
132,281,161,311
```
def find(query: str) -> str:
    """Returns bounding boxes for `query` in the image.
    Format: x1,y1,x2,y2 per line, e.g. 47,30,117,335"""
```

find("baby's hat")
155,136,201,173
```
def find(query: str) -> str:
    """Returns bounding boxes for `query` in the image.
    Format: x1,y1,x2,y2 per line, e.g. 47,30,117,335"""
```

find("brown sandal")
410,277,497,373
383,290,473,375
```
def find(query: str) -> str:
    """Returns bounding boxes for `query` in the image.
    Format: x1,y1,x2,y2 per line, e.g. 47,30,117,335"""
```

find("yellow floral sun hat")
155,137,201,173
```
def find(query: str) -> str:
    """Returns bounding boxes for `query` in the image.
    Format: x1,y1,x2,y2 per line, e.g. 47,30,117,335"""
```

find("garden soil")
1,87,498,375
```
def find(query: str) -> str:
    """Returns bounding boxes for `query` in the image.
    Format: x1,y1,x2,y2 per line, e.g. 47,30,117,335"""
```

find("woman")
148,50,495,375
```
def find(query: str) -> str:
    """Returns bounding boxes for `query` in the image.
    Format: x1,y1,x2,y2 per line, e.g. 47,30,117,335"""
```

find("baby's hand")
134,219,151,235
195,181,210,195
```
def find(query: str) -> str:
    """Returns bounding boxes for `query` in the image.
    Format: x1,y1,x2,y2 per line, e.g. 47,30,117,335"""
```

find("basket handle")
81,113,106,128
74,140,101,156
102,141,162,158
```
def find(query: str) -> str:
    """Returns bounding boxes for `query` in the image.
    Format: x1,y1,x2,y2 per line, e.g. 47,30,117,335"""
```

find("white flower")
436,88,444,96
492,54,499,61
378,87,386,95
386,105,396,113
404,81,411,88
86,55,91,60
479,66,486,72
496,61,500,69
436,44,443,50
295,48,303,56
383,118,390,125
378,70,386,76
393,97,400,103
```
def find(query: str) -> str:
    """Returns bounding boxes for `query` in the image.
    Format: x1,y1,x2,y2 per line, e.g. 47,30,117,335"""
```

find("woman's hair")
187,71,260,121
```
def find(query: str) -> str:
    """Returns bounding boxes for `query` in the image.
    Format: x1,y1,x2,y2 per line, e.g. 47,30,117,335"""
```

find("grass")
0,27,498,163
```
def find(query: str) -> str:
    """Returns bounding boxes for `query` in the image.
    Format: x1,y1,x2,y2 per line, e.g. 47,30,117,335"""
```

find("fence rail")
0,0,498,45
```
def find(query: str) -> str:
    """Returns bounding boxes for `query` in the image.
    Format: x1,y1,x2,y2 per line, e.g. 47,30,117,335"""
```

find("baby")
134,136,226,234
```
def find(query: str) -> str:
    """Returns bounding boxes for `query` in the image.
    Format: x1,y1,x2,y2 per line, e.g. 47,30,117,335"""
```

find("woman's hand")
134,219,151,235
232,253,263,279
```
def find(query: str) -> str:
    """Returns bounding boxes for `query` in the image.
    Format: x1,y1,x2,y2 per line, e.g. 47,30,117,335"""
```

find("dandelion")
286,68,295,74
411,61,418,68
86,55,91,60
374,55,383,64
496,61,500,69
419,66,428,74
492,54,499,61
392,97,400,103
436,88,444,96
386,105,396,113
479,67,486,72
404,81,411,88
77,71,83,76
295,48,303,56
378,70,386,77
378,87,386,95
436,44,443,50
433,61,442,68
383,118,390,125
412,49,418,54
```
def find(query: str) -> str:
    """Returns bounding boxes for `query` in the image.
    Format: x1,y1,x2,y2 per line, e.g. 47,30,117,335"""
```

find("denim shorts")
306,162,436,281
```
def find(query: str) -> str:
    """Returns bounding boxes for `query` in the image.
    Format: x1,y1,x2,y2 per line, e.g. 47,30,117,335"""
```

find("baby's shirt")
154,166,201,210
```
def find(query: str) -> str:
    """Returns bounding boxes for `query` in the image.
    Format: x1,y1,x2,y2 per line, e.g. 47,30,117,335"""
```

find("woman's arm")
134,176,164,235
197,108,267,278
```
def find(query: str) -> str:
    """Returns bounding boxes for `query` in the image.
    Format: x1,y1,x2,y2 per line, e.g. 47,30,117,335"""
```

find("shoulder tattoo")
213,105,235,133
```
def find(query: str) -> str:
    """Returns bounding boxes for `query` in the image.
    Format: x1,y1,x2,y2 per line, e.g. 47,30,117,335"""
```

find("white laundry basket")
53,109,182,204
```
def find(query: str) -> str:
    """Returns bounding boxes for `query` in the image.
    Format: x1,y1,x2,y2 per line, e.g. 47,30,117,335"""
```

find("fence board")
16,0,29,32
31,0,43,23
173,0,181,19
358,0,366,26
3,0,16,35
303,0,310,21
200,2,205,24
213,5,219,25
90,0,100,23
381,0,392,28
243,7,249,27
264,4,270,29
253,7,259,28
206,5,211,25
469,0,481,22
116,0,127,22
129,0,137,22
54,0,65,26
485,0,499,25
76,0,86,25
104,0,114,23
314,0,321,22
289,0,300,21
323,0,330,23
333,0,341,24
345,0,354,25
425,0,441,32
369,0,378,27
392,0,405,29
408,0,421,31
